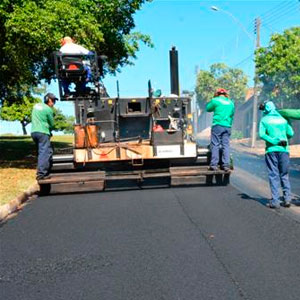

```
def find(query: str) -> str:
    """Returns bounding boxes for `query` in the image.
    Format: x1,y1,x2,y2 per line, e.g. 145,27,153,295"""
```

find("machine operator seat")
58,54,87,83
54,51,100,100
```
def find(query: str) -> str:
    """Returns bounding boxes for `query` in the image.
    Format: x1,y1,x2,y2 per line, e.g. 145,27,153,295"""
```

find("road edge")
231,147,300,171
0,183,40,222
231,166,300,223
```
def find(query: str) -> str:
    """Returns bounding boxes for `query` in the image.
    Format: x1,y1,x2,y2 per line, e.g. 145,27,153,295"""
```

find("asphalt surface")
1,185,300,300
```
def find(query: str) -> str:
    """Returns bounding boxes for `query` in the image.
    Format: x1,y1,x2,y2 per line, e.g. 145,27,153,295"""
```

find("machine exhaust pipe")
169,46,179,96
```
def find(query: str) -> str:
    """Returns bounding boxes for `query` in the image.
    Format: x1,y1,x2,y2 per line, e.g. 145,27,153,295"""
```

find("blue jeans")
210,125,231,168
62,66,91,94
62,80,87,94
265,152,291,206
31,132,53,178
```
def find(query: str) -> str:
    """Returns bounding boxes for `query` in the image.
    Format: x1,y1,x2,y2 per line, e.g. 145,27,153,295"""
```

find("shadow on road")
292,195,300,206
239,192,300,208
238,193,269,207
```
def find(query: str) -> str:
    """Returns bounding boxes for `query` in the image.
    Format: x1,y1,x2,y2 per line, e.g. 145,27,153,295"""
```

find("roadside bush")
231,130,244,139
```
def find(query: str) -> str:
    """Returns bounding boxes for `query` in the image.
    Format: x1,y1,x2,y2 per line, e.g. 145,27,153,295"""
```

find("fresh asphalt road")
1,185,300,300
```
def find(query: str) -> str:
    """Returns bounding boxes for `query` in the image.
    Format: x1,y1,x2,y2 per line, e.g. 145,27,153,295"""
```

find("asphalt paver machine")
39,47,230,194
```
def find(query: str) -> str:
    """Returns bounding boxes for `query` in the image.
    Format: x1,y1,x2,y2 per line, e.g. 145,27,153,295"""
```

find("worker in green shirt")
259,101,294,209
31,93,57,180
206,88,235,171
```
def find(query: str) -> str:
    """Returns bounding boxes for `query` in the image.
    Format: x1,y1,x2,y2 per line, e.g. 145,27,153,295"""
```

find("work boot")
220,165,230,172
282,201,291,208
266,203,280,210
36,175,51,181
208,166,218,171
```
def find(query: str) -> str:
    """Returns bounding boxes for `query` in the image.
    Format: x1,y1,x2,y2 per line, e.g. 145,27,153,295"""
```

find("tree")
53,108,75,134
195,63,248,105
0,99,76,135
0,0,153,103
0,96,40,135
255,27,300,108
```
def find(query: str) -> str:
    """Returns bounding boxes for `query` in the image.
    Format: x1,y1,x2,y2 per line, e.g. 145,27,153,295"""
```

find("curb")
0,183,40,222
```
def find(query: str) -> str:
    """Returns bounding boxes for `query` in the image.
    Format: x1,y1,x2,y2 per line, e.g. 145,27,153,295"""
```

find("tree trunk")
21,121,27,135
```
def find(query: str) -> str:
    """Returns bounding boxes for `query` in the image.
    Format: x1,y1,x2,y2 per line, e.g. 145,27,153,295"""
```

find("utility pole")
251,17,261,148
194,65,199,134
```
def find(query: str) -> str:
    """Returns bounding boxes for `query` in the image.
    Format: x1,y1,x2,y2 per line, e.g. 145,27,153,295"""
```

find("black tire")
223,173,230,186
215,174,222,185
39,184,51,196
206,175,213,185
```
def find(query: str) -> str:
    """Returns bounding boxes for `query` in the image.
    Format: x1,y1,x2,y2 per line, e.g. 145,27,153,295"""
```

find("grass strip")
0,135,73,205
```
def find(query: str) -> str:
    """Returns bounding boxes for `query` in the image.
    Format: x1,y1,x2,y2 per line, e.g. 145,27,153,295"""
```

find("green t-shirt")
206,96,235,128
259,110,294,153
31,103,54,136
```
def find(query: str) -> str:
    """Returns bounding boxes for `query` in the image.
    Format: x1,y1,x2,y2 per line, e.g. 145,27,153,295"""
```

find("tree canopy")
195,63,248,105
255,27,300,108
0,0,153,103
53,108,75,134
0,96,40,135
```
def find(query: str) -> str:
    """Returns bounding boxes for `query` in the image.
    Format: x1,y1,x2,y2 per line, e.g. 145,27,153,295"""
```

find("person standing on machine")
206,88,235,171
259,101,294,209
31,93,57,180
59,36,92,95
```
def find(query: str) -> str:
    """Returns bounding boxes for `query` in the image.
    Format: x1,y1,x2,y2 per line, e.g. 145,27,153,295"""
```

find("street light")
210,6,259,147
210,6,254,41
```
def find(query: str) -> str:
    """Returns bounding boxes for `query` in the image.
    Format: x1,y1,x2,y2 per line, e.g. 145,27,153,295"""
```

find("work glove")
278,140,287,147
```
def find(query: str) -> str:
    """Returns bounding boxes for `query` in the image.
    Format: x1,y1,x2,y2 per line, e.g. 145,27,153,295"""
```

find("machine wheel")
215,174,223,185
215,173,230,186
206,175,213,186
223,173,230,186
39,184,51,196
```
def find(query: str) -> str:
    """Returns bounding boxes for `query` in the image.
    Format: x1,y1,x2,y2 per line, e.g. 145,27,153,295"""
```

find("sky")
1,0,299,134
102,0,299,96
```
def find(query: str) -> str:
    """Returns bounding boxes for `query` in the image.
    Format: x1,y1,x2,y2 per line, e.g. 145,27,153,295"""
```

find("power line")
259,0,293,18
263,6,299,26
259,0,297,19
260,1,299,23
206,1,299,72
261,23,278,34
234,54,254,67
263,8,299,31
208,1,299,62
